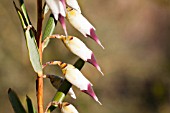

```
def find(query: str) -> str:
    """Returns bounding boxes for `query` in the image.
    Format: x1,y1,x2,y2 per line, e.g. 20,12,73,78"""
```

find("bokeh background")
1,0,170,113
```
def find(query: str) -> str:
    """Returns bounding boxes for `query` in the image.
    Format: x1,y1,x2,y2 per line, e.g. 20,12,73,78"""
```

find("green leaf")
18,0,31,25
8,88,27,113
42,14,57,51
13,2,42,73
47,58,85,112
13,2,27,29
25,27,42,73
26,95,37,113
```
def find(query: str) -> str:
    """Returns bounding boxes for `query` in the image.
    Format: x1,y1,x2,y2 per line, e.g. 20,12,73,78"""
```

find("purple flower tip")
89,28,104,49
82,84,102,105
59,14,68,36
87,53,104,76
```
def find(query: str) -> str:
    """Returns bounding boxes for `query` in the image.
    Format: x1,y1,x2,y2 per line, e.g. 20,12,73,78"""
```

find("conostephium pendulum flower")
45,0,67,35
43,61,102,105
54,35,103,75
59,102,79,113
44,74,76,99
45,0,65,20
66,7,104,49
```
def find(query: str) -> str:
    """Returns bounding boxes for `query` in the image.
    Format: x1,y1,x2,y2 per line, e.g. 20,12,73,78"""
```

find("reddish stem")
37,0,44,113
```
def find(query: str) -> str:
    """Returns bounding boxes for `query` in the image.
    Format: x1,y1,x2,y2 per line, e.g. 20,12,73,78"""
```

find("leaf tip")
8,88,12,94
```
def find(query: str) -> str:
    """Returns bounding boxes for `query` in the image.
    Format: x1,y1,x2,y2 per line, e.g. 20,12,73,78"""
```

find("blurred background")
1,0,170,113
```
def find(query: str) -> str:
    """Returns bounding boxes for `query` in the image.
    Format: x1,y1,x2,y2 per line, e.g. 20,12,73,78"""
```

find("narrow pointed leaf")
47,58,85,112
8,88,27,113
13,2,42,73
42,14,57,51
18,0,31,25
13,2,27,29
26,95,37,113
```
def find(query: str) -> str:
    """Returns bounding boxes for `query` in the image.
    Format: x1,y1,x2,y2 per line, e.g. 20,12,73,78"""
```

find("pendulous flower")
54,35,103,75
59,102,79,113
43,61,102,105
45,74,76,99
66,7,104,49
45,0,65,20
45,0,67,35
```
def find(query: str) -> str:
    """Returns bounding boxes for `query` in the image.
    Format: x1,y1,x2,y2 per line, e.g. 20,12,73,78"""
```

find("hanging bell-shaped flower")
55,35,103,75
45,0,68,35
66,7,104,49
43,61,102,105
45,0,66,20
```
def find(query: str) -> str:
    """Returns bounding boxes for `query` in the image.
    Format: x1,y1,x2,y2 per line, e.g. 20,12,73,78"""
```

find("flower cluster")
44,0,104,112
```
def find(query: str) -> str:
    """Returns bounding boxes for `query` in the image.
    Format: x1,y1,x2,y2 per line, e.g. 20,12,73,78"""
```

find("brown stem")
37,0,44,113
36,76,44,113
37,0,43,47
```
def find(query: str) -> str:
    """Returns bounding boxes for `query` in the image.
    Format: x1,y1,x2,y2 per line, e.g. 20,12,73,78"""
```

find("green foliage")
42,14,57,51
8,88,27,113
13,1,42,73
8,88,37,113
26,96,37,113
24,27,42,73
19,0,31,25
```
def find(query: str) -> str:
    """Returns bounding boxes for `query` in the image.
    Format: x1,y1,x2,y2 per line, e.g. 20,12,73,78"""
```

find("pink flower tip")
96,65,104,76
87,53,104,76
82,84,102,105
59,14,68,36
88,28,104,49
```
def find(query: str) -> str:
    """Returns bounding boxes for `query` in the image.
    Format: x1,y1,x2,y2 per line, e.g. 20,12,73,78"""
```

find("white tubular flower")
66,7,104,49
44,61,102,105
59,102,79,113
55,35,103,75
66,0,81,13
45,0,67,35
46,74,76,99
45,0,66,20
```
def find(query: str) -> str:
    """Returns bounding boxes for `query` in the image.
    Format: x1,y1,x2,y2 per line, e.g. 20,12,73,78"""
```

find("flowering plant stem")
11,0,102,113
36,0,44,113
